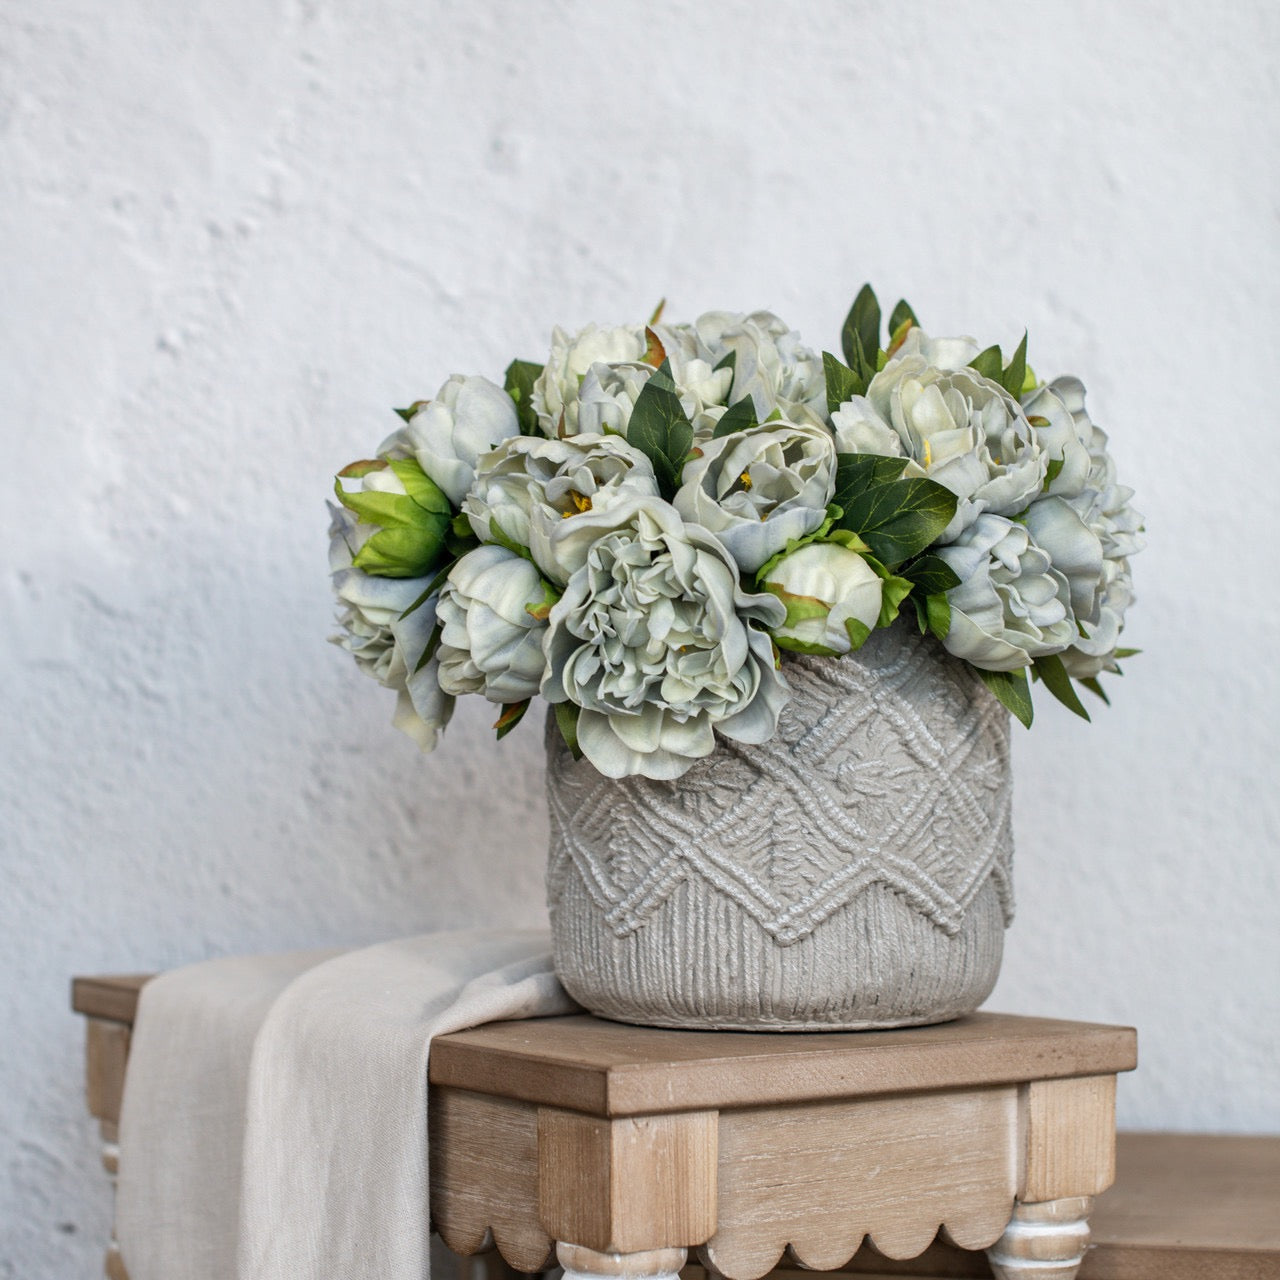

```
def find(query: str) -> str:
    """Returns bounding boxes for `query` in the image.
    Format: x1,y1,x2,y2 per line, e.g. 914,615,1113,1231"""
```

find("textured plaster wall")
2,0,1278,1274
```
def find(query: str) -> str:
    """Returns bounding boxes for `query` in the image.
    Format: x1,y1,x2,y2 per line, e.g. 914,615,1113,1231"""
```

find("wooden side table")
427,1012,1136,1280
72,976,1137,1280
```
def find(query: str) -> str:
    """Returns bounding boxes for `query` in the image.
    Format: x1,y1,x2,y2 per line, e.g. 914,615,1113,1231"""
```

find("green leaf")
923,592,951,641
842,284,882,372
888,298,919,337
1113,647,1142,659
504,359,544,436
625,366,694,498
393,399,429,424
486,516,535,562
773,635,843,657
1042,456,1065,491
977,667,1034,728
649,356,677,391
1032,653,1091,722
386,458,453,515
553,701,583,759
830,452,912,513
416,619,444,673
912,594,928,635
336,462,451,578
712,395,758,438
876,572,914,629
901,553,961,597
1001,331,1028,398
823,350,865,414
970,345,1003,382
524,578,562,623
836,477,959,569
1079,676,1111,705
400,557,458,621
844,617,872,652
352,525,446,578
713,348,737,383
761,583,831,629
493,699,531,740
444,522,478,559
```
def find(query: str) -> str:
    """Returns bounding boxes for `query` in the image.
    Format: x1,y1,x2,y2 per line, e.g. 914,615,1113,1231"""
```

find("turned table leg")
986,1196,1093,1279
558,1244,687,1280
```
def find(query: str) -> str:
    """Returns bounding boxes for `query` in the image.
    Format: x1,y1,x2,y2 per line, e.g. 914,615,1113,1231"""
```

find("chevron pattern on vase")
546,626,1014,949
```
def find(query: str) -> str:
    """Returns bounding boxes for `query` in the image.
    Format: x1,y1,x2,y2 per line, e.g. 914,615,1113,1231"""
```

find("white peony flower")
674,420,837,573
758,541,884,656
934,513,1076,671
542,496,789,780
533,323,648,434
380,374,519,507
436,545,552,704
461,433,659,583
833,354,1046,541
890,327,982,371
575,355,733,441
1020,379,1094,500
1022,496,1105,629
1044,377,1144,676
328,503,453,749
693,310,827,427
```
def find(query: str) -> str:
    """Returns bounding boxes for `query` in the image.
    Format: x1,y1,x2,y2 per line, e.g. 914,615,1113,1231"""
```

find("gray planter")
545,625,1014,1030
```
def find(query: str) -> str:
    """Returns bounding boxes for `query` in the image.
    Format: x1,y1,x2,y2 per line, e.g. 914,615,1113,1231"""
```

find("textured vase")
545,624,1015,1031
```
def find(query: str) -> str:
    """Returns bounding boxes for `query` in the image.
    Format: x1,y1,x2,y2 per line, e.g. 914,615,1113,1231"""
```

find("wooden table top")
70,976,1136,1117
428,1011,1137,1116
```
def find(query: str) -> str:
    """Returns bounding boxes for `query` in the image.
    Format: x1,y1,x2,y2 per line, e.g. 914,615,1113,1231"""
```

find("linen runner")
115,930,575,1280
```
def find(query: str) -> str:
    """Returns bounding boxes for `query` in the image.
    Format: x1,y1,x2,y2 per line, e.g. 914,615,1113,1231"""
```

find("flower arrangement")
328,288,1142,780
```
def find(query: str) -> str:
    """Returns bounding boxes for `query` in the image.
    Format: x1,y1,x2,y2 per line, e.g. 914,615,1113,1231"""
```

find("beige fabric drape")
116,930,575,1280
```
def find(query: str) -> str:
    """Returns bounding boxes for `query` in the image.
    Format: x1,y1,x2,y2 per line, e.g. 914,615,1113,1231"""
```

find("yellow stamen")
739,470,752,490
562,491,593,517
921,439,932,468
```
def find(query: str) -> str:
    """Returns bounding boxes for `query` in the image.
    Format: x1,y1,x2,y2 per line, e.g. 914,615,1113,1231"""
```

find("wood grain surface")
430,1013,1136,1117
703,1088,1018,1279
71,975,150,1024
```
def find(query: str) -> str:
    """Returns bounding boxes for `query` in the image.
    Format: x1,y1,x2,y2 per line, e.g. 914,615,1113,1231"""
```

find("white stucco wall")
3,1,1278,1274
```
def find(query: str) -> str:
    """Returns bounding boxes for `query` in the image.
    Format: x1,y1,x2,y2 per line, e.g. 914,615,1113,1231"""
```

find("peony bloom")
542,496,789,779
832,352,1047,541
436,545,553,704
328,503,453,749
380,374,519,507
575,356,732,441
674,420,837,573
758,541,884,656
933,513,1077,671
461,432,659,583
1045,378,1144,676
693,310,827,427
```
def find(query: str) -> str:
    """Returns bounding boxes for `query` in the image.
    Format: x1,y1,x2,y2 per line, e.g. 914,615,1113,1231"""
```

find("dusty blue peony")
461,432,659,583
541,496,789,779
436,545,553,704
674,420,837,573
934,513,1077,671
328,503,454,749
832,350,1046,541
380,374,519,507
692,310,827,427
